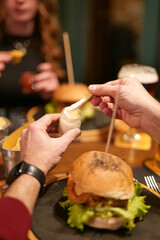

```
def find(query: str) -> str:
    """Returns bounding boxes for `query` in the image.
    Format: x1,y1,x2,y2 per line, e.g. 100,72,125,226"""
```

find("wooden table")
0,139,156,183
47,139,156,173
0,138,156,240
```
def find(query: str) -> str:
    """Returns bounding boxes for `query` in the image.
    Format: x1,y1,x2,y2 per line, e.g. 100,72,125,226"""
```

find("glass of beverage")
116,63,159,144
118,64,158,96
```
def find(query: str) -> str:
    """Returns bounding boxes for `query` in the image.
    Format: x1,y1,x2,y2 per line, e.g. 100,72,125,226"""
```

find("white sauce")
58,106,81,135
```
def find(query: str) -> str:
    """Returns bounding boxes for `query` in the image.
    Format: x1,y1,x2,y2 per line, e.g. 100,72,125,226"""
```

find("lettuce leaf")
45,100,57,114
60,182,150,231
67,204,95,231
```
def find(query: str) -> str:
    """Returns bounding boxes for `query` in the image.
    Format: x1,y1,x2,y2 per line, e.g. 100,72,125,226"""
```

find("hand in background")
0,51,12,77
33,62,60,100
20,114,81,175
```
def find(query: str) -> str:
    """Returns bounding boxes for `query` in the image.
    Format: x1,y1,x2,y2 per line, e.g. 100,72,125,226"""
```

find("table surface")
30,139,160,240
32,174,160,240
0,130,158,240
0,138,157,182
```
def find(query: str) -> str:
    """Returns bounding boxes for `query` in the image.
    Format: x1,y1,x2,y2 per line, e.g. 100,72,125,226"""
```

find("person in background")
0,114,81,240
89,78,160,144
0,0,65,108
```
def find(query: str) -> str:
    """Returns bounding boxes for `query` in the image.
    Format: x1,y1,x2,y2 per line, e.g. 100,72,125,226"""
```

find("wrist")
6,161,46,194
142,99,160,143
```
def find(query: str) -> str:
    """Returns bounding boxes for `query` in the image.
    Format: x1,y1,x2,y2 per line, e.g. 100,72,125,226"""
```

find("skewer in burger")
60,151,150,231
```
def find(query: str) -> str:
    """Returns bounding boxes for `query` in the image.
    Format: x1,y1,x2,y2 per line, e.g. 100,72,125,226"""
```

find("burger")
60,151,150,231
45,83,95,122
53,83,89,106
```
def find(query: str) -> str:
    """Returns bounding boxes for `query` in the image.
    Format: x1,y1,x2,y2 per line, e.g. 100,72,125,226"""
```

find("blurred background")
58,0,160,99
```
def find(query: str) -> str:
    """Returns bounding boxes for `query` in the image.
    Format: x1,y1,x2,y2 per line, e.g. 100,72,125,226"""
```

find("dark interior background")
58,0,160,99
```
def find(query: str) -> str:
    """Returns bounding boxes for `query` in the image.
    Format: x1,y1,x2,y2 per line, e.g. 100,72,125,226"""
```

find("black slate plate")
31,167,160,240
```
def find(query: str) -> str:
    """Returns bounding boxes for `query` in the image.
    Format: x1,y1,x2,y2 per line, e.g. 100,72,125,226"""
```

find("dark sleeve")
0,197,31,240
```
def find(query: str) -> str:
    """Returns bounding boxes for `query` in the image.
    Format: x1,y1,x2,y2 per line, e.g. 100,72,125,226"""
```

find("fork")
144,175,160,194
134,177,160,199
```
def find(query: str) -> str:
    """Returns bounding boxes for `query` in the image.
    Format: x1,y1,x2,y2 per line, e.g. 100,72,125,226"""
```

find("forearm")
141,98,160,144
0,197,31,240
4,174,40,214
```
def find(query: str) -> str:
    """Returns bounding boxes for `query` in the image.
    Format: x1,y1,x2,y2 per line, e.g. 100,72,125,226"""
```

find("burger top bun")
53,83,89,103
69,151,135,200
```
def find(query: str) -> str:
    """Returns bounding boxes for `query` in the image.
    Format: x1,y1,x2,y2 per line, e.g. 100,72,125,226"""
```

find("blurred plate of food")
0,116,11,140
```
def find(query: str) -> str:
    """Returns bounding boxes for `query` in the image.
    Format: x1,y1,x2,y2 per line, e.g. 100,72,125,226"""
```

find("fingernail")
37,65,41,72
29,77,35,84
31,83,36,90
76,128,81,135
88,85,96,91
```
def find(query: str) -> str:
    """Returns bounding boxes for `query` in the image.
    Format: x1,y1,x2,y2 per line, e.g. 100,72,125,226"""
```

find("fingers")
21,128,28,138
35,77,59,91
37,62,53,72
91,95,113,108
35,71,57,82
105,79,124,86
91,96,102,106
99,101,108,109
88,78,130,98
101,107,113,118
89,83,118,98
97,100,113,118
30,114,61,131
33,71,59,94
98,101,121,119
0,52,12,63
0,52,12,72
0,63,6,72
58,128,81,150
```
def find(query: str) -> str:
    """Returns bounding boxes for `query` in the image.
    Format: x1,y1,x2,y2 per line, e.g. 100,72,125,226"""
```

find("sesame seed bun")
69,151,135,200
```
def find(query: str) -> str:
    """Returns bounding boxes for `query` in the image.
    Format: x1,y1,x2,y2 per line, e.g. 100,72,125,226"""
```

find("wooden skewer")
45,172,68,185
104,87,120,162
63,32,75,85
140,182,160,198
67,92,92,112
134,178,160,199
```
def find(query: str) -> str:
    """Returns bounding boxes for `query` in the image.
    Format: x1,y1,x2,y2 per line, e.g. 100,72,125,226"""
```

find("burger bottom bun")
86,216,123,230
